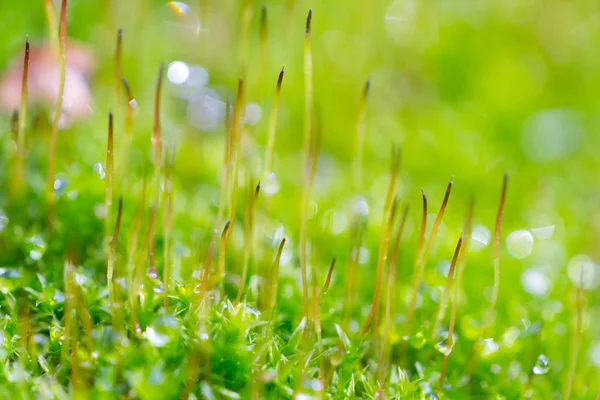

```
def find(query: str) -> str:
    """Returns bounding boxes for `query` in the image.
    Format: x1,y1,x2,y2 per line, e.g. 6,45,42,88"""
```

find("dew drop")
145,326,170,347
531,225,554,240
409,331,426,349
482,338,499,356
0,268,21,279
502,327,520,347
471,225,491,251
434,331,457,356
262,172,280,196
93,162,106,179
506,229,534,259
352,198,370,216
153,285,165,294
27,235,47,261
532,354,550,375
53,176,68,194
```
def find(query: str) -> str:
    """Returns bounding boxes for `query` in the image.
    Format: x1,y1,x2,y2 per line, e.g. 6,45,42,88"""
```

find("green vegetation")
1,0,599,398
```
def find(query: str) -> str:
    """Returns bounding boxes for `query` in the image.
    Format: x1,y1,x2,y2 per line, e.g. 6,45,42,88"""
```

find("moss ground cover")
0,0,600,398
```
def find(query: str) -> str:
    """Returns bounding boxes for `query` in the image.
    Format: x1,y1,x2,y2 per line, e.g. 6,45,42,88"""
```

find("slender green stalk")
353,79,370,191
468,173,508,373
264,67,284,178
311,265,324,380
217,220,232,297
299,9,313,320
344,215,366,327
13,38,30,196
43,0,59,59
235,181,260,303
107,197,123,306
432,235,464,340
438,237,463,390
122,78,135,136
564,268,585,400
377,204,409,381
321,257,336,296
362,147,400,334
148,65,164,278
269,238,286,313
46,0,68,223
105,112,115,255
482,174,509,332
114,29,123,111
404,179,453,341
163,147,174,308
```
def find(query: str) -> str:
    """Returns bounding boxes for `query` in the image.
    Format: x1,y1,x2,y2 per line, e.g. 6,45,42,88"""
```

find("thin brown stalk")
10,111,18,143
235,181,261,303
321,257,336,296
128,175,148,259
439,199,474,388
269,238,286,312
163,147,174,308
468,174,508,373
353,78,370,191
264,67,284,178
202,93,236,280
438,237,463,390
148,65,164,278
227,79,244,223
13,38,30,195
481,174,508,332
299,9,314,320
362,147,401,335
344,216,366,327
217,220,232,297
433,235,464,339
377,204,410,381
404,180,453,341
105,112,115,255
122,78,135,135
114,29,123,111
46,0,68,223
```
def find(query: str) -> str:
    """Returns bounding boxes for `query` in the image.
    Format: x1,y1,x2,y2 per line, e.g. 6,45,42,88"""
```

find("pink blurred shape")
0,40,95,123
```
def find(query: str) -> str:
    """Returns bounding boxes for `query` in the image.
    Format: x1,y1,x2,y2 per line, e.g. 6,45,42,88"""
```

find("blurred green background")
1,0,600,397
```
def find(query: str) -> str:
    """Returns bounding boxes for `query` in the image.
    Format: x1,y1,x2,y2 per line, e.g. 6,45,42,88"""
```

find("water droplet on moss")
435,331,457,355
506,230,534,259
533,354,550,375
409,331,426,349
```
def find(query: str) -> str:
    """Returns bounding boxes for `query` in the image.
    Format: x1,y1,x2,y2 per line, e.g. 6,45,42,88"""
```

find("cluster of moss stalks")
0,1,592,399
